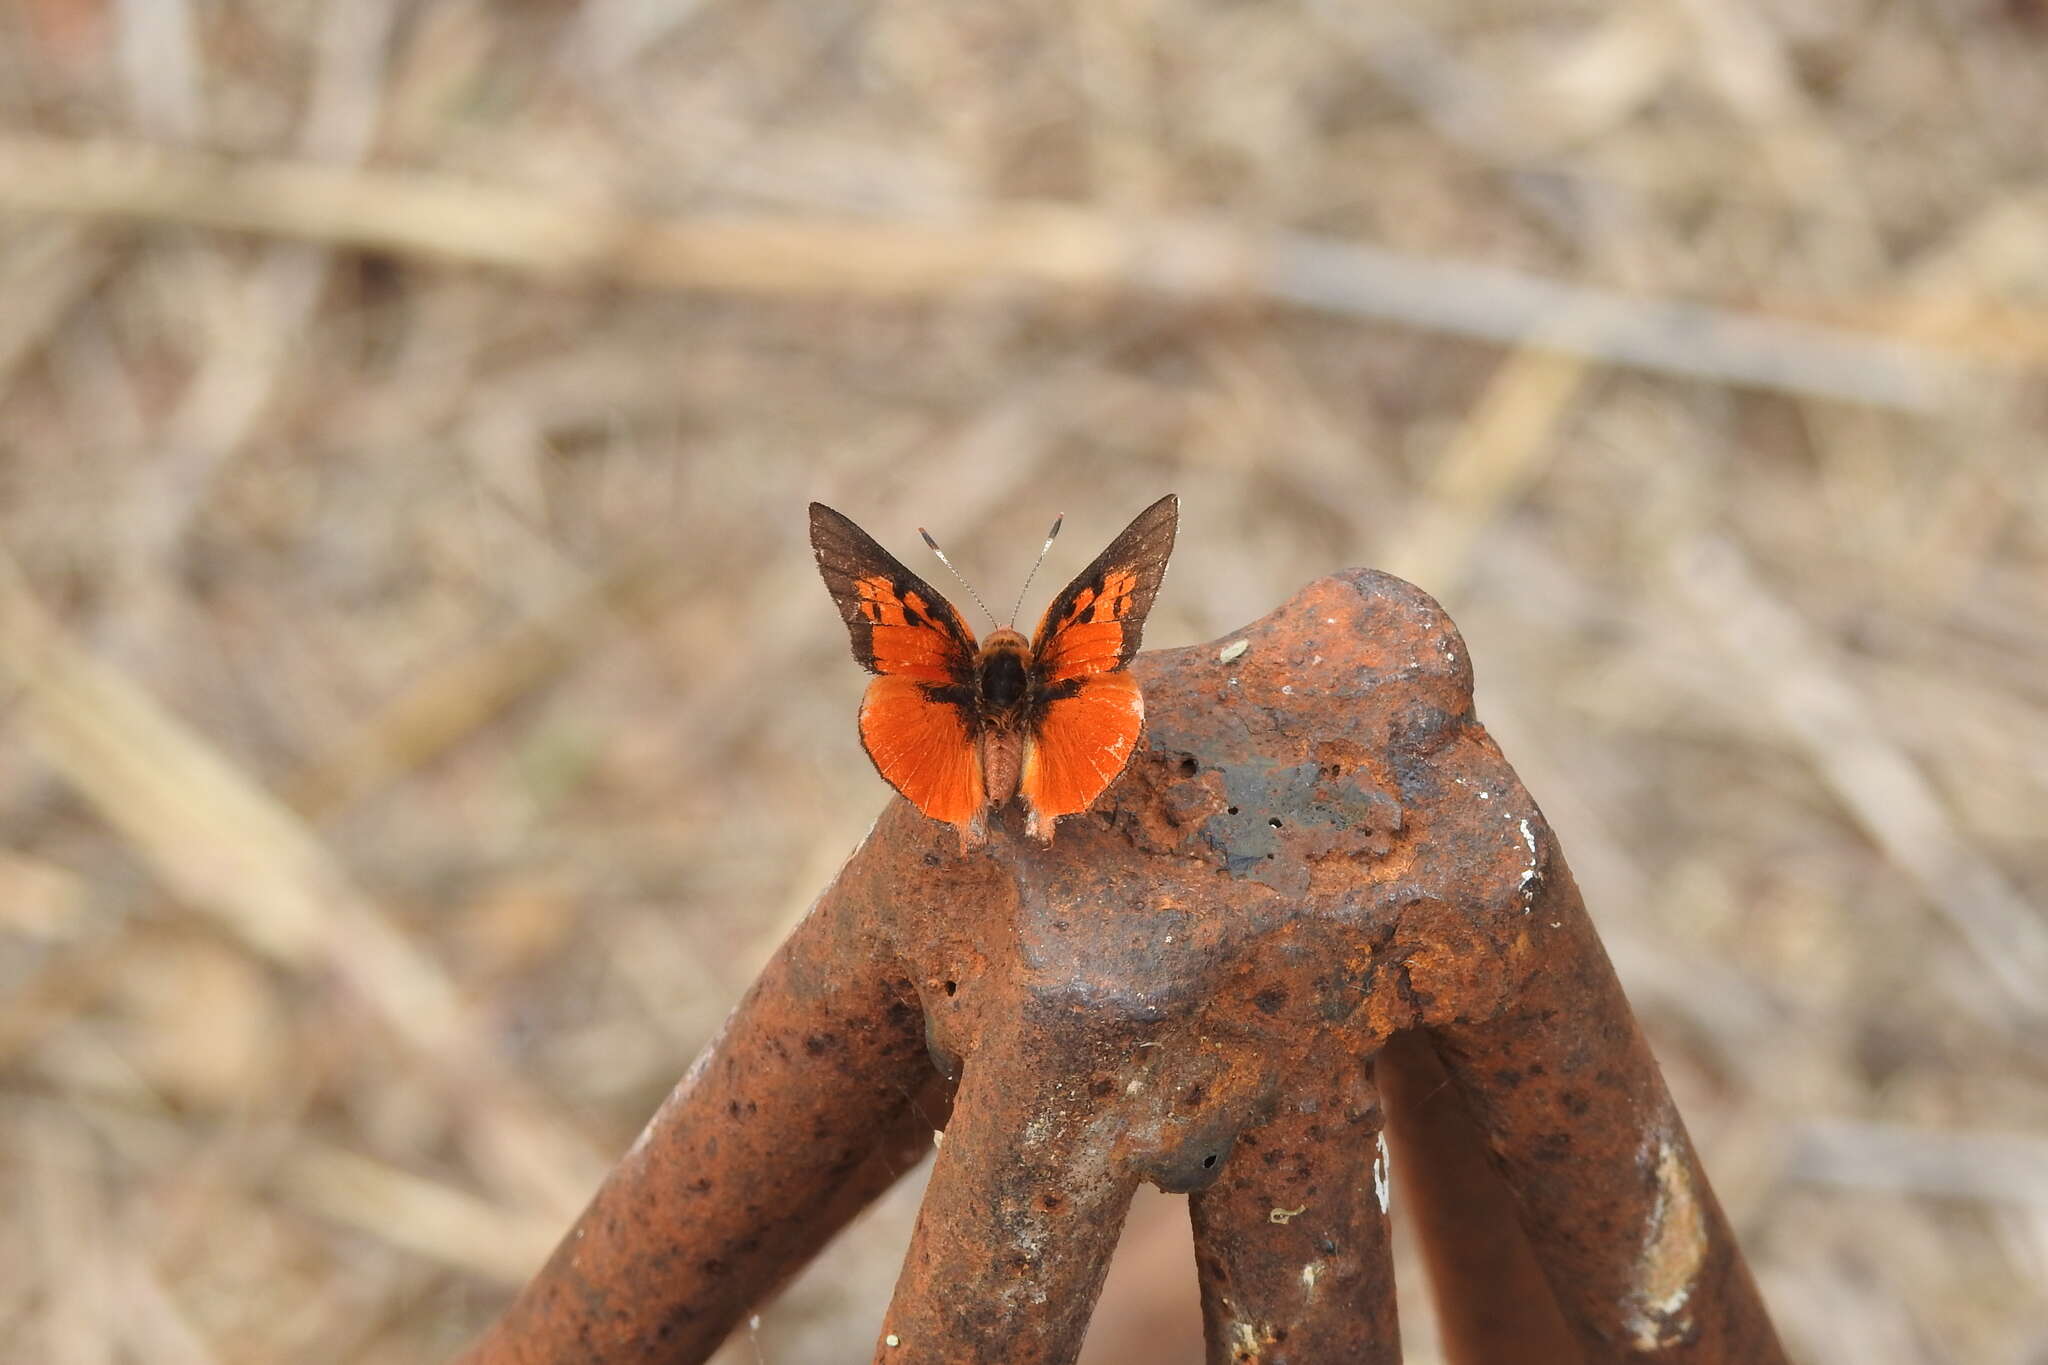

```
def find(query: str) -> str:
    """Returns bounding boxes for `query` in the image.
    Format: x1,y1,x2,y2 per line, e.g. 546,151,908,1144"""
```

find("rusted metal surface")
1429,859,1782,1362
456,900,950,1364
461,568,1787,1365
1189,1053,1396,1364
873,1002,1142,1362
1379,1028,1582,1365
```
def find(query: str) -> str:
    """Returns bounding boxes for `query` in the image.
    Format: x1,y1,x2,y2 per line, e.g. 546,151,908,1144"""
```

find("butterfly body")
957,627,1032,804
812,496,1177,847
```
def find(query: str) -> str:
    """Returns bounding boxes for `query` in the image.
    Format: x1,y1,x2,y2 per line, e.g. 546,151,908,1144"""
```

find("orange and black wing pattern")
809,503,985,830
1020,494,1178,837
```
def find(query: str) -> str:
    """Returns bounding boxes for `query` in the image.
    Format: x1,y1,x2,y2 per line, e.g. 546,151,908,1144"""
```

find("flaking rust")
460,569,1786,1365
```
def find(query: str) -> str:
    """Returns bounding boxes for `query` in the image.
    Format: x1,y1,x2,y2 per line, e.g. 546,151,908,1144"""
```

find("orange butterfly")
810,495,1178,846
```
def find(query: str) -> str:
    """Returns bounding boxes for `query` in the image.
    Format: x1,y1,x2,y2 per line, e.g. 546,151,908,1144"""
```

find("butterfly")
810,495,1178,847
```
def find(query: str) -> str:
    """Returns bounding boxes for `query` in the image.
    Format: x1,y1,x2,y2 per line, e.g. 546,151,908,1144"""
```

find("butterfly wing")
1019,494,1178,838
1029,494,1178,685
857,676,987,830
1017,671,1145,840
809,503,987,831
810,502,980,683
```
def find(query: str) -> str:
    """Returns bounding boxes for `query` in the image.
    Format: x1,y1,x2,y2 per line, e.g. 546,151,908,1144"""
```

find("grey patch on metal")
1200,762,1316,892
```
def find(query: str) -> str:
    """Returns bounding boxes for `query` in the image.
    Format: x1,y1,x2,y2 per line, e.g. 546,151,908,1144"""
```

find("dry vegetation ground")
1,1,2046,1362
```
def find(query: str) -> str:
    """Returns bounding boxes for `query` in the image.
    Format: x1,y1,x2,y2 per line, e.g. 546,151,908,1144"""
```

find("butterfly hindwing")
859,676,987,830
1018,671,1144,839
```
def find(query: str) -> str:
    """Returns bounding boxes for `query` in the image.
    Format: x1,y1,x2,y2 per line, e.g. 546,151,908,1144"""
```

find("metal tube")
873,1005,1142,1363
1429,859,1787,1363
1378,1027,1581,1365
1189,1049,1397,1364
457,842,941,1365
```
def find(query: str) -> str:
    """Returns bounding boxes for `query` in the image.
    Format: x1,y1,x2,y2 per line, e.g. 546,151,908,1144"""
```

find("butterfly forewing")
809,502,979,683
1029,494,1178,685
1018,495,1178,838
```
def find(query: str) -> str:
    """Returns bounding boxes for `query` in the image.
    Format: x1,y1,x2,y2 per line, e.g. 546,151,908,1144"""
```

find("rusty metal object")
456,906,950,1363
1189,1054,1396,1364
1428,859,1780,1361
1378,1028,1582,1365
460,569,1786,1365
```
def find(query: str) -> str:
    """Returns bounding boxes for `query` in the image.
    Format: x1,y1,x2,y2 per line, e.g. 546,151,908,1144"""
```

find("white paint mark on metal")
1623,1123,1706,1350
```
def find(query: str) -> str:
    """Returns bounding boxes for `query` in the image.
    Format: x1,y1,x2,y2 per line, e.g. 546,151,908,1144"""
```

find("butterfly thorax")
973,629,1033,719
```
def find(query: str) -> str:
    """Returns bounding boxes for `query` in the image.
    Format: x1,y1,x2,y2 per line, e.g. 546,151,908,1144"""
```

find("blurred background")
1,1,2045,1361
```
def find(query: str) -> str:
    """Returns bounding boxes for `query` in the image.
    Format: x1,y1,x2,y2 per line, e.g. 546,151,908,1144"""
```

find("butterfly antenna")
1007,514,1064,627
918,527,1000,628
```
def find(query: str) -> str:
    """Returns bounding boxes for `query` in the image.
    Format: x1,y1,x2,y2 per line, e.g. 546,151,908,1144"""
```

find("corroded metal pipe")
455,878,946,1363
1429,860,1781,1361
1189,1051,1396,1364
1379,1027,1582,1365
461,569,1786,1365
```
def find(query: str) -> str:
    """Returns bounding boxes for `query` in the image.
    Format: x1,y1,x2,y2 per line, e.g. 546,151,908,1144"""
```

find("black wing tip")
809,502,881,560
1133,493,1179,541
1134,493,1179,534
807,503,837,559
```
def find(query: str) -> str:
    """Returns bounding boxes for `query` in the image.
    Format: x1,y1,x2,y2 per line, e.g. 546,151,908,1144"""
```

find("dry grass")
1,1,2044,1362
